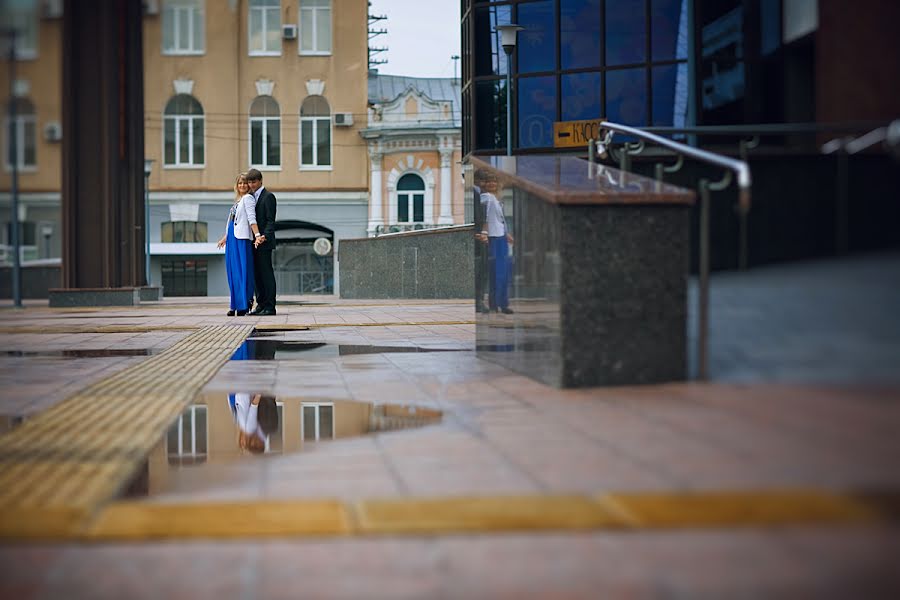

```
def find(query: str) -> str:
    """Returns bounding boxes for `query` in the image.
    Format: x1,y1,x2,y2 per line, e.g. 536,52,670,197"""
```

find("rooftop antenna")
368,1,388,71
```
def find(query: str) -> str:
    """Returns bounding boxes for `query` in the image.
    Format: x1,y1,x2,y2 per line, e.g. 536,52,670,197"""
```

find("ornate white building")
360,74,464,236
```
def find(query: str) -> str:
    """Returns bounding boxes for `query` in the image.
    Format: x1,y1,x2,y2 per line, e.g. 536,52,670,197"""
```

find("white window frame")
167,404,208,460
1,5,38,60
249,0,282,56
396,175,426,224
3,114,37,172
162,0,205,55
300,402,334,441
163,97,205,169
299,0,332,56
299,112,332,171
264,401,285,453
249,115,282,170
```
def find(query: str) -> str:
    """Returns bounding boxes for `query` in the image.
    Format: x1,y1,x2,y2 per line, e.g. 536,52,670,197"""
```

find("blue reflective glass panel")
474,5,512,77
651,0,688,61
606,68,647,126
760,0,781,56
475,79,507,150
606,1,646,66
561,0,601,69
518,1,555,74
561,71,601,121
517,76,556,148
651,63,688,126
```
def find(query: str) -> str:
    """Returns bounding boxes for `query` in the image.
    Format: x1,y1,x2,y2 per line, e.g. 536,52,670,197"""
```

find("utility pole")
3,27,22,308
367,1,388,71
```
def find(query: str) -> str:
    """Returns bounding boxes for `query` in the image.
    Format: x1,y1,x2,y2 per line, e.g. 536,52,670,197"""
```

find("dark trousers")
253,247,277,311
474,242,488,308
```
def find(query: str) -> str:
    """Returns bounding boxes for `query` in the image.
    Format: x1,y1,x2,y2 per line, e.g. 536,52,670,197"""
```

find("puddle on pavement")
231,339,468,360
119,391,442,499
0,348,159,358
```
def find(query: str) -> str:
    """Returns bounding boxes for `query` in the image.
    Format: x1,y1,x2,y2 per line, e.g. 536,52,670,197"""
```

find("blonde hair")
234,172,248,201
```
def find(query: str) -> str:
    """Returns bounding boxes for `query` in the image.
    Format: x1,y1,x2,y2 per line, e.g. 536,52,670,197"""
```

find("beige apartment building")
1,0,465,297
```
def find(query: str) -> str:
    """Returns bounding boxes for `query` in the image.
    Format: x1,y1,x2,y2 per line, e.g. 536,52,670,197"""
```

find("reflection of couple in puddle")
228,393,279,454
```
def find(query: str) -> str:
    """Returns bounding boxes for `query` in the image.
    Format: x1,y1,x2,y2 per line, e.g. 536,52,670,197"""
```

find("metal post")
698,178,710,380
6,30,22,308
654,162,664,182
144,172,151,286
505,64,512,156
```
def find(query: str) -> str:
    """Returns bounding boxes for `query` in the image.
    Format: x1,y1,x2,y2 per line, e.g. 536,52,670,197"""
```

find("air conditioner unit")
43,122,62,142
282,24,298,40
143,0,159,16
334,112,354,127
42,0,63,19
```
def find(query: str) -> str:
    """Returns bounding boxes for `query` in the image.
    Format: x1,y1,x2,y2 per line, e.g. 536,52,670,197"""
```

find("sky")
368,0,462,79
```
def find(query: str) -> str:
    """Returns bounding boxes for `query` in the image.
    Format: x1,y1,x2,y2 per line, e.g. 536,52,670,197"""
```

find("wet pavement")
1,255,899,597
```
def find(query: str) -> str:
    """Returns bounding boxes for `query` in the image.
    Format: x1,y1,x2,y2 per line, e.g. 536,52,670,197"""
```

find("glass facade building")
461,0,820,156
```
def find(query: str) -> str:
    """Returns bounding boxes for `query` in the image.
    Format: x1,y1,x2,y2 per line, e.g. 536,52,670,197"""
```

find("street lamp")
143,159,154,286
496,24,523,157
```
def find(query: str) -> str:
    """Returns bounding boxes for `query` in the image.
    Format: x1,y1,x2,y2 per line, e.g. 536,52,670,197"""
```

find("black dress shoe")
255,308,277,316
227,310,235,316
236,310,247,316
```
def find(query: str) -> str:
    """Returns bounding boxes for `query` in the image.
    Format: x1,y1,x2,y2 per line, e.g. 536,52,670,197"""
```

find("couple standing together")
216,169,278,316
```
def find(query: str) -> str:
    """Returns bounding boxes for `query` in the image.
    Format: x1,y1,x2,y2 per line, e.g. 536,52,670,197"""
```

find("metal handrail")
644,121,888,137
593,120,753,381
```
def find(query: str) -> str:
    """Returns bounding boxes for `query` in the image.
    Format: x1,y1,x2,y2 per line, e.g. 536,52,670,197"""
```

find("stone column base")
48,287,141,307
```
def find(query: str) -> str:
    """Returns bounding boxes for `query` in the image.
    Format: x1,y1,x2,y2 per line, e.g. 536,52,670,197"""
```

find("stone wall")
338,226,474,299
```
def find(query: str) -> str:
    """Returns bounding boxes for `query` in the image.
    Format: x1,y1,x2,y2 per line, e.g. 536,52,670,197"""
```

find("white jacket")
226,193,258,240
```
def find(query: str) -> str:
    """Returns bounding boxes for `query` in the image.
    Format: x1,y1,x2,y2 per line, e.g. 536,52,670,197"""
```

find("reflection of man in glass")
479,174,514,314
472,169,489,313
229,393,279,454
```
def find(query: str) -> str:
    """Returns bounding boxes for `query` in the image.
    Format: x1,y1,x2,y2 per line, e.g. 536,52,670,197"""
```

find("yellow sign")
553,119,604,149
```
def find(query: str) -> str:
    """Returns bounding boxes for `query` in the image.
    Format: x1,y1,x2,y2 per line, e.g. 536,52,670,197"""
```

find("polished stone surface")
472,156,695,205
48,287,141,307
339,227,474,299
472,157,692,387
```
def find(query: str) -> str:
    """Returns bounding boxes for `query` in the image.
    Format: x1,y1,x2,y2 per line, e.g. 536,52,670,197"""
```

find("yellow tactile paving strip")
78,489,896,541
0,321,474,335
0,325,254,538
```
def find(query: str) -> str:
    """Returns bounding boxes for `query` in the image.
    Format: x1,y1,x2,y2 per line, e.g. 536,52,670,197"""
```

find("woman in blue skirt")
217,173,260,316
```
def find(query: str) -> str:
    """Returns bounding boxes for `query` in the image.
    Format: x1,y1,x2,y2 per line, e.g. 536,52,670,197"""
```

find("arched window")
300,95,331,168
4,98,36,170
397,173,425,223
163,94,204,166
250,95,281,167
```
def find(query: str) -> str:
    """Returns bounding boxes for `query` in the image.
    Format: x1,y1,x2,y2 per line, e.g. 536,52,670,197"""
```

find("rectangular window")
249,0,281,55
251,120,264,165
300,117,331,168
301,403,334,441
413,194,424,223
398,193,409,222
0,2,38,59
161,259,208,296
167,405,208,465
4,116,37,170
162,0,205,54
300,0,332,54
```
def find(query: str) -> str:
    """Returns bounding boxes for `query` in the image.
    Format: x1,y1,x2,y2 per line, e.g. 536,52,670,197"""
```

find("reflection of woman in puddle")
229,393,279,454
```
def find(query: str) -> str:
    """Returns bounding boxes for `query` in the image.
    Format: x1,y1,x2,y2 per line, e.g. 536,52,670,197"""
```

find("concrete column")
367,149,383,236
438,148,453,225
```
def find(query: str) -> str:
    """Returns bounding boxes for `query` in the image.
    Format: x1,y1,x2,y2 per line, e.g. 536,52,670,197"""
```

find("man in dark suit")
472,169,489,313
246,169,277,315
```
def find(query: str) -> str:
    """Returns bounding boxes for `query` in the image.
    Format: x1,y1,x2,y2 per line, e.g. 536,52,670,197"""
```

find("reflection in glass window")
562,72,601,121
475,79,507,151
651,0,688,61
162,0,205,54
300,0,331,54
701,5,745,110
250,96,280,167
300,96,331,168
652,63,688,127
249,0,281,55
517,0,555,74
161,221,208,243
473,4,511,77
301,403,334,441
607,68,647,126
760,0,781,56
517,76,556,149
397,173,425,223
163,95,204,166
4,98,36,170
167,405,208,465
0,0,37,58
561,0,601,70
606,1,646,65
